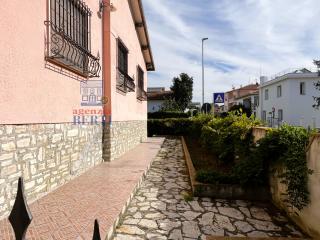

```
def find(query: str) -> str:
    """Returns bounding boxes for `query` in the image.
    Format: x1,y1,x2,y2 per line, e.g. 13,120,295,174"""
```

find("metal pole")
202,38,208,112
202,40,204,108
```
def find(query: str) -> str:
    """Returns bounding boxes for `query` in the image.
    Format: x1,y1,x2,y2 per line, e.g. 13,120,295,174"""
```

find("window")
137,67,144,90
118,40,128,74
254,96,259,107
277,85,282,97
300,82,306,95
264,89,269,100
278,109,283,121
47,0,100,77
137,66,147,100
262,111,267,121
116,39,135,93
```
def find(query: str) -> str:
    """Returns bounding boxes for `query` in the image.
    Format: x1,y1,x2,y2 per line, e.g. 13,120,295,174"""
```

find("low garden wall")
182,136,270,201
252,127,320,239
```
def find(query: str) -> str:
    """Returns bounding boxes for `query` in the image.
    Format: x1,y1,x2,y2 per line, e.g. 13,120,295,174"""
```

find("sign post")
213,93,225,115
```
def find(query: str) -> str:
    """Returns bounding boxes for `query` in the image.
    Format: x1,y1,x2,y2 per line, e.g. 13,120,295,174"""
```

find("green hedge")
148,111,190,119
147,114,214,137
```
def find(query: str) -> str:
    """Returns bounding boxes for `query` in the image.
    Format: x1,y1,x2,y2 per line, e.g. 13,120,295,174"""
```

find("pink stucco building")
0,0,154,218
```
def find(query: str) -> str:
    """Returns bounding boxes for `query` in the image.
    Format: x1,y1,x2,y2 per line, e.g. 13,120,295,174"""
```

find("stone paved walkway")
0,138,164,240
113,138,305,240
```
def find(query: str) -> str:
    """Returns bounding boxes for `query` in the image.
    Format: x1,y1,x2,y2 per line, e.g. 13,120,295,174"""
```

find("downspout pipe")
102,0,111,120
102,0,112,161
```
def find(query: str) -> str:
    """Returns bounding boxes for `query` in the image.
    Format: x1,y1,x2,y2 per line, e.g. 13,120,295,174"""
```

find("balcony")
45,0,101,78
137,88,147,101
116,70,135,93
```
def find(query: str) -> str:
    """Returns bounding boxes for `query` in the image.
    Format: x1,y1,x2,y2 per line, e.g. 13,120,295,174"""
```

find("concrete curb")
105,138,165,240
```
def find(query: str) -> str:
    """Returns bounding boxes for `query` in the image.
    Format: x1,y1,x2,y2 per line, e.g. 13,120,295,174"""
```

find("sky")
143,0,320,103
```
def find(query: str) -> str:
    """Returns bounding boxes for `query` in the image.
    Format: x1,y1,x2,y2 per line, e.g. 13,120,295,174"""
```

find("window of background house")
277,85,282,97
262,111,267,121
137,66,144,90
264,89,269,100
278,109,283,121
118,40,128,74
300,82,306,95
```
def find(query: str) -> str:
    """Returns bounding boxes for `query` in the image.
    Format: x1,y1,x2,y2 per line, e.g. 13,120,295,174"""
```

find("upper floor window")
277,85,282,97
46,0,100,78
264,89,269,100
300,82,306,95
116,39,135,93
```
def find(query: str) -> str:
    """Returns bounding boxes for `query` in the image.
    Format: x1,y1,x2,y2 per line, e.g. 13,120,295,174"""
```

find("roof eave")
129,0,155,71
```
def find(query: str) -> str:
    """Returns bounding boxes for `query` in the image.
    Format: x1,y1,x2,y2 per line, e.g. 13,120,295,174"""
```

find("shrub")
147,118,192,136
200,112,260,163
256,125,313,210
229,104,252,117
196,170,237,184
148,111,190,119
147,114,214,137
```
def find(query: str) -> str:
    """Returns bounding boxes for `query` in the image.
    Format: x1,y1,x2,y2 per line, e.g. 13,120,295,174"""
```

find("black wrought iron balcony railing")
137,88,147,101
116,70,136,93
45,0,101,78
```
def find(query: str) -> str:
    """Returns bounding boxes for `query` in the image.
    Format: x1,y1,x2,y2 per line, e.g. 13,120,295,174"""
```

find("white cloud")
143,0,320,103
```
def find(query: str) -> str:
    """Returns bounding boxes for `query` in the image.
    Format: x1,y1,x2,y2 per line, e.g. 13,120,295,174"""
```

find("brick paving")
113,138,306,240
0,137,164,240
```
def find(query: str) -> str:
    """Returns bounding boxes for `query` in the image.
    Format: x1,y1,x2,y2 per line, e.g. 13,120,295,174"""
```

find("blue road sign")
213,93,224,104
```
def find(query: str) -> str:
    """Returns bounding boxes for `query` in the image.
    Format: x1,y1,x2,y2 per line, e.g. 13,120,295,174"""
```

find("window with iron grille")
116,39,135,93
138,67,144,90
46,0,100,77
118,40,128,74
137,66,147,100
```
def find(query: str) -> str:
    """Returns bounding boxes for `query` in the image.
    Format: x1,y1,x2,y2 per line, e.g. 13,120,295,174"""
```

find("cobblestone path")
113,138,304,240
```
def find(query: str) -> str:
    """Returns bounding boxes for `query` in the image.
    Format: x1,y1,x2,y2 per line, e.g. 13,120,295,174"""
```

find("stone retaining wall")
103,121,147,161
0,123,103,219
252,127,320,238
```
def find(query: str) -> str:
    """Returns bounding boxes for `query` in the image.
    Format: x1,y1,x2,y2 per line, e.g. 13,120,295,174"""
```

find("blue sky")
143,0,320,103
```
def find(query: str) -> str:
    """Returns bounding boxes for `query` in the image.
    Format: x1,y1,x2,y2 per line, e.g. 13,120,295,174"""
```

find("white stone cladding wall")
103,121,147,161
0,123,103,219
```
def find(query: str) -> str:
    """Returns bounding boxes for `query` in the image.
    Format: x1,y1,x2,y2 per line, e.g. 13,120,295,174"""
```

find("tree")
229,104,252,117
170,73,193,111
160,98,180,111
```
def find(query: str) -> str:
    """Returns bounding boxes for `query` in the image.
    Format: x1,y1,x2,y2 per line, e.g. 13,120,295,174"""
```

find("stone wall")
252,127,320,238
0,123,103,219
103,121,147,161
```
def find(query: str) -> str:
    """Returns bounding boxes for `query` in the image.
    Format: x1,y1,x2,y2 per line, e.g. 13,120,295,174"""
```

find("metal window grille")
118,40,128,74
137,67,147,100
45,0,100,78
116,39,135,93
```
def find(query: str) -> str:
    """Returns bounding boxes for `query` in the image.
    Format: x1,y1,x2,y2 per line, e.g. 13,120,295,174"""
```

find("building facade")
234,91,259,117
257,70,320,128
224,84,259,112
0,0,154,218
147,88,173,112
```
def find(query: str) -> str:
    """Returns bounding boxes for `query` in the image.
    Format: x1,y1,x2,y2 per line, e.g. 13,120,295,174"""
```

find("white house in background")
258,68,320,128
147,87,173,112
234,90,259,117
